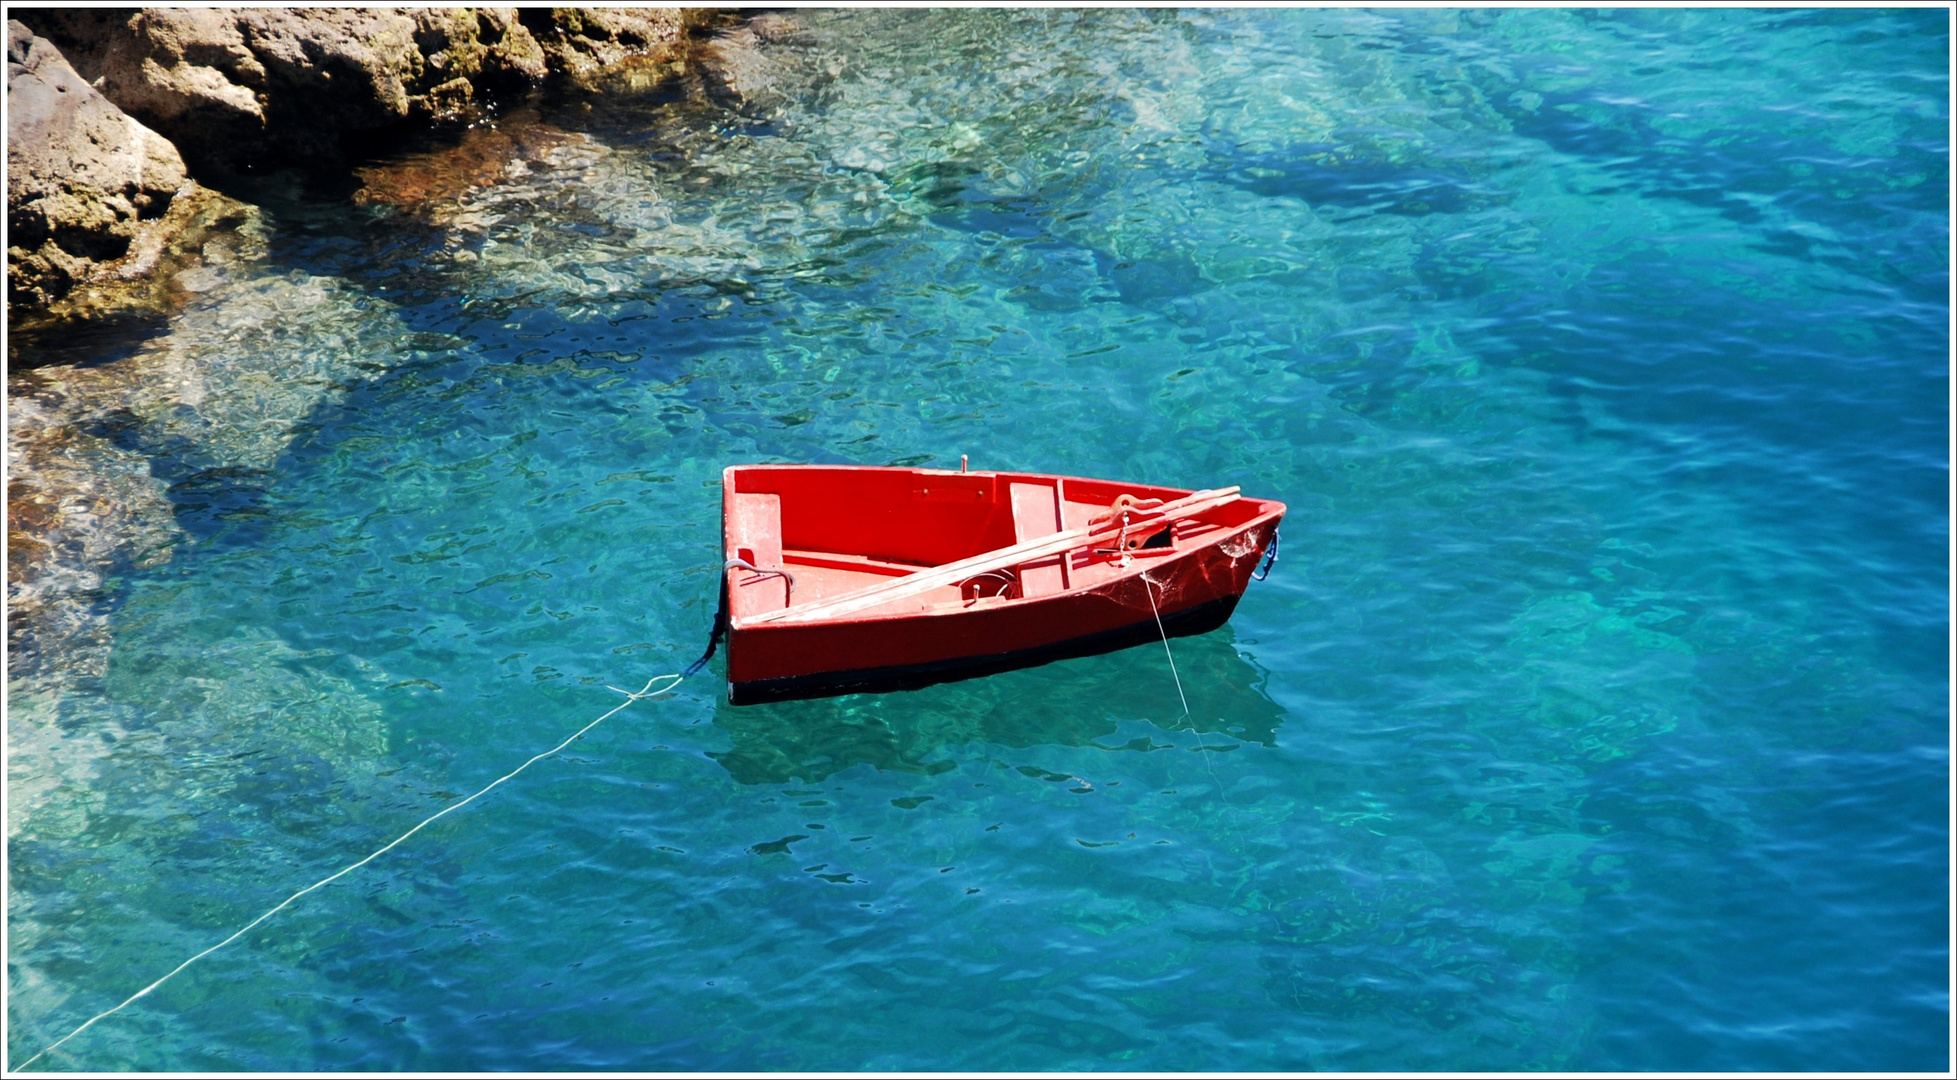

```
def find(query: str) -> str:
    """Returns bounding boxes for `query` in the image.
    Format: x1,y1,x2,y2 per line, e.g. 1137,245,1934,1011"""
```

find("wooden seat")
1009,481,1068,597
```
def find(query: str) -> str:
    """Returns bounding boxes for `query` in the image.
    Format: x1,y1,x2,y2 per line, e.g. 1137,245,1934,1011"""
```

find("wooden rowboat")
720,464,1285,705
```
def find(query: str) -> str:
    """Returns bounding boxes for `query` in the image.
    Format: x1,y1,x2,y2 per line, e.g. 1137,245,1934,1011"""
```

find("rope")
1253,526,1280,581
16,672,687,1072
1138,573,1255,905
682,580,729,678
1141,572,1189,717
1143,571,1234,808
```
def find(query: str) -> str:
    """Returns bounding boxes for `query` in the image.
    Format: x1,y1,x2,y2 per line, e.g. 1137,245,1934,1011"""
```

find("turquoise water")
7,7,1948,1071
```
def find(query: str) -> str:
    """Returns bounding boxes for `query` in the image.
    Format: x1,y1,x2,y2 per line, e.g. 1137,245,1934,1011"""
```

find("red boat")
719,464,1284,705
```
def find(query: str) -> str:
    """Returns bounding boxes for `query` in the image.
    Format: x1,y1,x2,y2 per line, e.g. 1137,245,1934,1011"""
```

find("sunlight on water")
8,8,1947,1071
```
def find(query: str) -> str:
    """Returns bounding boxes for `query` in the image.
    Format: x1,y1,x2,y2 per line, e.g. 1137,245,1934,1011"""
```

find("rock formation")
519,6,701,88
7,7,727,320
17,8,719,176
6,19,191,312
23,8,541,175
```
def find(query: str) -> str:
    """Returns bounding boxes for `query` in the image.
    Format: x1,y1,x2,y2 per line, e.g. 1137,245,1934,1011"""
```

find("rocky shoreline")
7,7,732,326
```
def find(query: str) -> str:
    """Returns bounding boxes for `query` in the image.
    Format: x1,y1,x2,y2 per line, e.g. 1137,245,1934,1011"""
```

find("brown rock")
412,7,549,95
352,110,590,210
7,19,188,309
17,183,259,333
7,8,730,316
21,8,722,176
28,9,270,170
517,7,710,89
6,368,180,683
29,7,427,173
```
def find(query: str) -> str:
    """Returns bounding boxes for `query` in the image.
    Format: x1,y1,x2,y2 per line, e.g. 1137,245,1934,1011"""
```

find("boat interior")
723,465,1269,620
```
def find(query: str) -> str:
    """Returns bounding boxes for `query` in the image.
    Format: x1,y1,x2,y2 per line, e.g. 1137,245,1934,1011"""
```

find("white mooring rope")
1140,572,1190,717
17,673,686,1072
1142,573,1235,809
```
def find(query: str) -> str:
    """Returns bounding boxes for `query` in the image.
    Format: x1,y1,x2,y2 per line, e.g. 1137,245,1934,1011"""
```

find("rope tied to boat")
682,580,730,678
1140,571,1190,718
1253,526,1280,581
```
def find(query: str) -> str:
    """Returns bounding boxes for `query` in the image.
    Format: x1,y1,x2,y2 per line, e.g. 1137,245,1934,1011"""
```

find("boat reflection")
706,624,1284,785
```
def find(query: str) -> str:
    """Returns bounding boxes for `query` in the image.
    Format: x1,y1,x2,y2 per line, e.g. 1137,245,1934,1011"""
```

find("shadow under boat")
705,621,1285,787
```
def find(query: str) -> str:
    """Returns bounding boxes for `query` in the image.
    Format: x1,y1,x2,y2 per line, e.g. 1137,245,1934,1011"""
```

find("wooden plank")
1010,481,1065,598
747,486,1239,626
1054,478,1072,589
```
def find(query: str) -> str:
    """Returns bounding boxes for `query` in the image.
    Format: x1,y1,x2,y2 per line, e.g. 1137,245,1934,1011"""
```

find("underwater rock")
693,11,821,113
6,371,181,686
7,254,422,688
351,110,597,212
6,20,189,311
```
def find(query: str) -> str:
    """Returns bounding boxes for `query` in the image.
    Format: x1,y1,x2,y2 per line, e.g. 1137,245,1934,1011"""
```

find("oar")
746,486,1241,626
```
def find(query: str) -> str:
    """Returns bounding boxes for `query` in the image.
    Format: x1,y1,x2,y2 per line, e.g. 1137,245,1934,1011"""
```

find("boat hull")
730,582,1245,706
721,465,1283,705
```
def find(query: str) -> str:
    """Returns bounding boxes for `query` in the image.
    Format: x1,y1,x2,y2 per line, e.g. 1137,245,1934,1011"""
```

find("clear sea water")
7,7,1949,1071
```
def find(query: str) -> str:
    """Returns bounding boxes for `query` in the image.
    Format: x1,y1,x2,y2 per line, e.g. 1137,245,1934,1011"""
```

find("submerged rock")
351,109,597,212
693,11,822,112
6,375,180,686
7,254,425,687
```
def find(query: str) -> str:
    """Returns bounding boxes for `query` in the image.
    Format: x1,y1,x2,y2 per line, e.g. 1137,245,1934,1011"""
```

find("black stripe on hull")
727,593,1241,706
